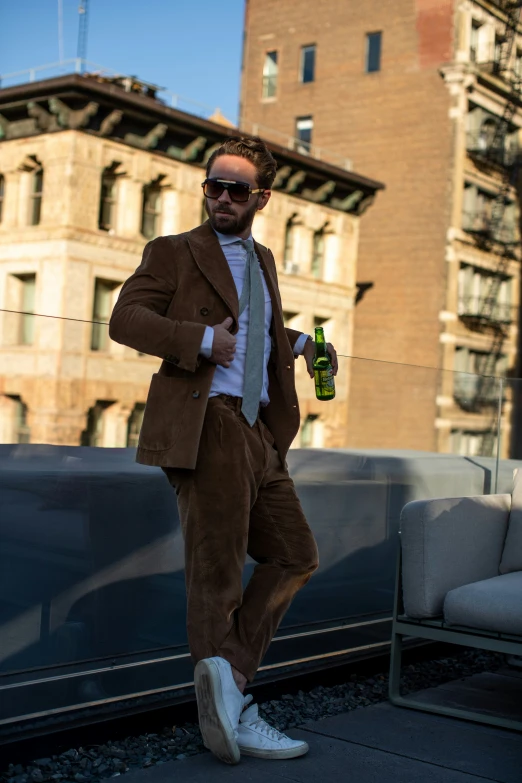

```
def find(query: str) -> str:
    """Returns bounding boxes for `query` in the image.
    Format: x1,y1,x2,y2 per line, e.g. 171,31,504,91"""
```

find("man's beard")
205,198,258,235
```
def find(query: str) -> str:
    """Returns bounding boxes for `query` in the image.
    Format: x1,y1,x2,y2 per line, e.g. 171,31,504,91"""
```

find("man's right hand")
210,317,236,368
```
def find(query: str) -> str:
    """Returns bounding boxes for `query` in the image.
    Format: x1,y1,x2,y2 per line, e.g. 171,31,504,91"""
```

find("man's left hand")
303,338,338,379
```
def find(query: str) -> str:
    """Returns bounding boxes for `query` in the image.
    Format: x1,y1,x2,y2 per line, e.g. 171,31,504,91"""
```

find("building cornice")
0,73,384,215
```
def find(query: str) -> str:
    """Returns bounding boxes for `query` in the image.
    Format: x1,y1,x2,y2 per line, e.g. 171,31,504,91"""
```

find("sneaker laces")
240,701,288,742
250,717,287,742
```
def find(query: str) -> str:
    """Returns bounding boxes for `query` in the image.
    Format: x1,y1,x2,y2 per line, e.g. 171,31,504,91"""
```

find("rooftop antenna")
77,0,89,72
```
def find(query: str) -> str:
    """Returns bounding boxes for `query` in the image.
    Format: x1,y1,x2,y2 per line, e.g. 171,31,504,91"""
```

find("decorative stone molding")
99,109,123,136
125,123,168,149
48,98,99,129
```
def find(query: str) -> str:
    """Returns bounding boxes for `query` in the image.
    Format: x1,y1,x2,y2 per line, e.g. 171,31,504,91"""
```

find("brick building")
240,0,522,457
0,72,382,449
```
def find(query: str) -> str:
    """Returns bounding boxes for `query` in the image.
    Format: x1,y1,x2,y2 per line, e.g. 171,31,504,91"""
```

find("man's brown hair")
206,136,277,190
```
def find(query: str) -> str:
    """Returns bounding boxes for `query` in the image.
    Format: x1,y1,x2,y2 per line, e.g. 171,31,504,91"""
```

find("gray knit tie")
237,239,265,426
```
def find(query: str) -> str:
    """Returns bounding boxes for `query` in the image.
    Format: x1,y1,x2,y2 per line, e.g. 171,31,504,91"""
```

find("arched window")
141,181,162,239
30,166,43,226
81,400,114,447
311,228,325,279
98,167,118,231
0,174,5,223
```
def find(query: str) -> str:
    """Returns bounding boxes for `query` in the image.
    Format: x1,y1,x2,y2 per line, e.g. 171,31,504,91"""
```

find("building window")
141,182,162,239
30,168,43,226
6,395,30,443
91,278,120,351
300,45,316,83
366,32,382,73
450,428,497,457
4,273,36,346
295,116,313,154
127,402,146,448
98,168,117,231
284,217,298,273
81,400,113,447
314,315,329,330
262,50,278,99
20,274,35,345
453,346,506,408
470,20,481,63
494,34,504,68
282,310,299,326
311,229,325,278
0,174,4,223
458,263,513,325
515,48,522,79
301,414,319,448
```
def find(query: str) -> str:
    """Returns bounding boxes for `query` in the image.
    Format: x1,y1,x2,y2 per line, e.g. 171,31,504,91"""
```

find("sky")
0,0,246,123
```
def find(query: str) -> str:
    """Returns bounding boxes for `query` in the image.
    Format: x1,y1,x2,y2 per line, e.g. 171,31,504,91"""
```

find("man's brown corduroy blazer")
109,221,304,469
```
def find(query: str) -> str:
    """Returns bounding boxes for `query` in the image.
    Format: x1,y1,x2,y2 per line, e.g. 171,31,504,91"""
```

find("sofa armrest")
400,493,511,619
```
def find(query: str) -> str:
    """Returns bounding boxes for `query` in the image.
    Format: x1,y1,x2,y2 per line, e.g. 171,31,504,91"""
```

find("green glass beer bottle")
313,327,335,401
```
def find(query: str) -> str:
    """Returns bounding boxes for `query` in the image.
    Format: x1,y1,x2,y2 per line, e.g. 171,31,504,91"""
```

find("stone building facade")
240,0,522,458
0,73,382,449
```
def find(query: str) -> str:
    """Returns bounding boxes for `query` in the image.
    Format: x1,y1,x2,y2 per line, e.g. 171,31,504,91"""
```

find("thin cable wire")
0,308,109,327
0,308,508,377
0,306,459,372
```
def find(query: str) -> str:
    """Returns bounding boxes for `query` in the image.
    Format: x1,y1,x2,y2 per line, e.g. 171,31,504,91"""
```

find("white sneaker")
237,700,309,760
194,657,244,765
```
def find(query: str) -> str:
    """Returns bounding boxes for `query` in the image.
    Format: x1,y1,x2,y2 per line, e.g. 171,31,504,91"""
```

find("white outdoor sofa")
389,468,522,730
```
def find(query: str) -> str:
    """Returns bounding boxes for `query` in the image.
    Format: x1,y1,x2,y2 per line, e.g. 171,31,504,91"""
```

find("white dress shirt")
199,230,309,405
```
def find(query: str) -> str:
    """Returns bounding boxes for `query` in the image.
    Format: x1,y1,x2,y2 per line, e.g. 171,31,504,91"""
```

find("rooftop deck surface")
118,667,522,783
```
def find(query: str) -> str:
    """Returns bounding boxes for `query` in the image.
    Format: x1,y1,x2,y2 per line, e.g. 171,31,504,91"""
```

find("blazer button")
192,390,200,399
200,307,209,316
286,364,291,370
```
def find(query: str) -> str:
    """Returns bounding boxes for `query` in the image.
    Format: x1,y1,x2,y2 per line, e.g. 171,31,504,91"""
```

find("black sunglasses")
202,178,265,203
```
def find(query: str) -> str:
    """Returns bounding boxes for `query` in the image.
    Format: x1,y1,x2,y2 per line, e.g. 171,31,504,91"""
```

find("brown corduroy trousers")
164,394,319,682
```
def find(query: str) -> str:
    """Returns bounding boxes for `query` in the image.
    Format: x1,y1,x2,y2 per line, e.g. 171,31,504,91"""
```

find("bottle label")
318,367,335,390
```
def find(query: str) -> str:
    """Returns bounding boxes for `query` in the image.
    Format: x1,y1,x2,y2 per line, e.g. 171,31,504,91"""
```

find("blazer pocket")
138,373,191,451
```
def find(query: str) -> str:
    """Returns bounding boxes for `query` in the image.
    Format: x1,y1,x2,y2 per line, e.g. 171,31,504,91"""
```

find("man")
109,136,338,765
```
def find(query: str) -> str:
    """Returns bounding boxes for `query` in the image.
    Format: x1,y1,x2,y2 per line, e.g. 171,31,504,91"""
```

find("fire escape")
461,0,522,456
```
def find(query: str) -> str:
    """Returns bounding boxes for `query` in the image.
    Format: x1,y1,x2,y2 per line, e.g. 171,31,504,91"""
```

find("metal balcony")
457,295,516,330
466,131,518,168
462,211,518,246
453,374,504,412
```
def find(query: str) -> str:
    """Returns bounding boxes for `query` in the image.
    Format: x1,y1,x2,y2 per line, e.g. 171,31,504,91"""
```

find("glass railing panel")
0,316,521,727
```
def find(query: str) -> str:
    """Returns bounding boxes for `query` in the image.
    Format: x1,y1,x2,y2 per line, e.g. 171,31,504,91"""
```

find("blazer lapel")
254,241,282,322
187,222,239,321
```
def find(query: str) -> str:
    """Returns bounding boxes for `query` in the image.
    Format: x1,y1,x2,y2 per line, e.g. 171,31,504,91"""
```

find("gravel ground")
2,649,504,783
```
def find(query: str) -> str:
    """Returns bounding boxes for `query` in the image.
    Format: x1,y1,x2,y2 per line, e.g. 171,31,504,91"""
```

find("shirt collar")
214,229,253,246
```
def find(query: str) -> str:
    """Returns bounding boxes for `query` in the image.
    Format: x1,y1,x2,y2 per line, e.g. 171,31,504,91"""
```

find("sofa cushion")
401,494,511,619
444,572,522,635
500,468,522,574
